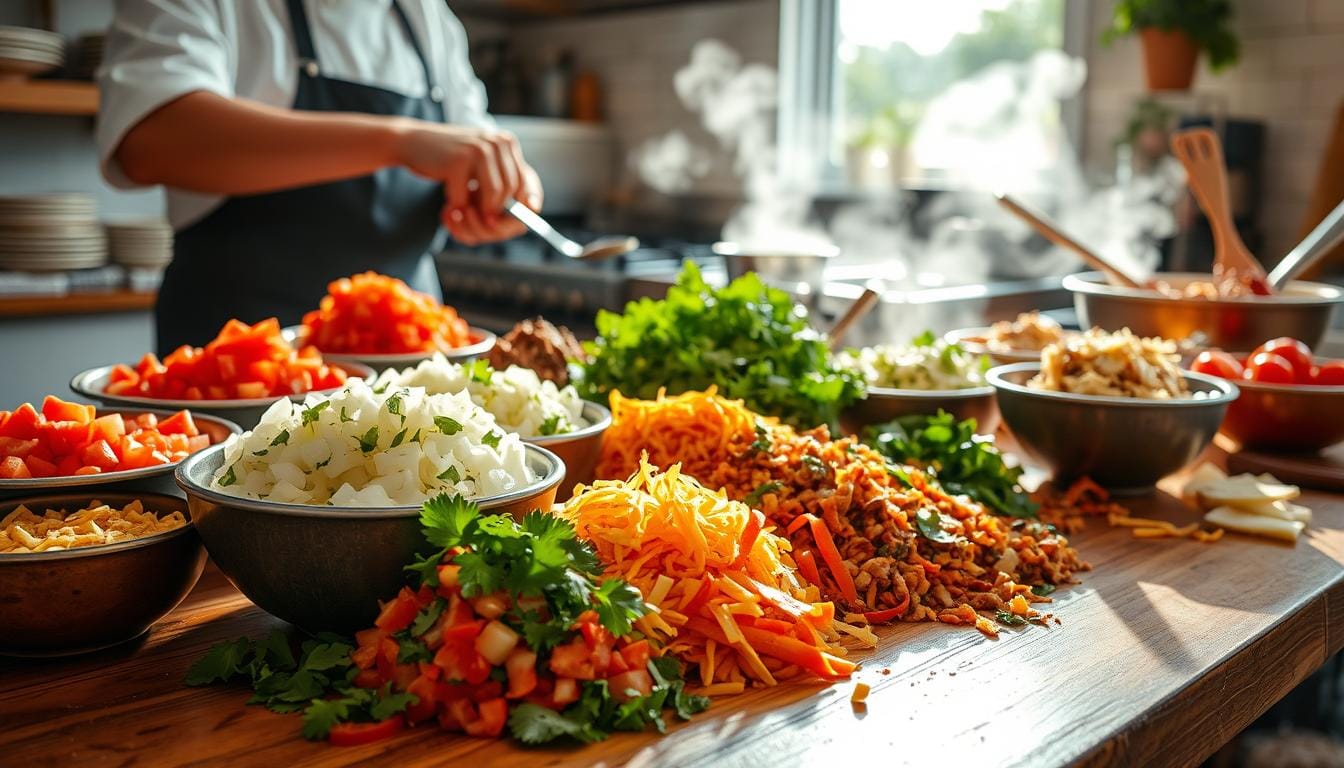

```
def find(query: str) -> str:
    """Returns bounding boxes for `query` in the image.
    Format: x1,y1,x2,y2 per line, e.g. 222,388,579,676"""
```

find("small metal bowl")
943,326,1069,366
0,409,241,500
1218,366,1344,452
839,385,999,438
70,361,375,430
0,492,205,657
175,442,565,633
524,401,611,501
988,363,1238,494
281,325,496,373
1066,271,1344,351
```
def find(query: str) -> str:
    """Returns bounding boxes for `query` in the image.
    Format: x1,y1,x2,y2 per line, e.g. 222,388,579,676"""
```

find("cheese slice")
1197,474,1300,506
1239,499,1313,524
1204,506,1306,542
1183,463,1228,498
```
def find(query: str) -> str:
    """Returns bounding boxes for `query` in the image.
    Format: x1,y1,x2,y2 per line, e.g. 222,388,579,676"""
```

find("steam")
632,42,1183,342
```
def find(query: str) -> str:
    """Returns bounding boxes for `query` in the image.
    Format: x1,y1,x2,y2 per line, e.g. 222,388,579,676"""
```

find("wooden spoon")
995,193,1144,288
827,286,881,350
1169,128,1273,295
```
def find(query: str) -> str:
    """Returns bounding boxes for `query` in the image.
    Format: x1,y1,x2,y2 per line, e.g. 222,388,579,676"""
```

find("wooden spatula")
1170,128,1273,295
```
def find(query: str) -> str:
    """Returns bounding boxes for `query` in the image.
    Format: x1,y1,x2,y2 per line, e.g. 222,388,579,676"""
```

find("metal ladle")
506,199,639,261
1267,199,1344,289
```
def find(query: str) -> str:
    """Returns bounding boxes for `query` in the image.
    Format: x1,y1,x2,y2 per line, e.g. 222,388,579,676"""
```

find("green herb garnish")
437,465,461,484
1031,583,1057,597
357,426,379,453
866,411,1038,519
995,610,1029,627
434,416,462,435
539,415,563,436
270,429,290,446
743,481,782,506
389,427,407,448
914,507,958,544
218,465,238,487
481,431,501,449
576,262,863,428
300,401,329,427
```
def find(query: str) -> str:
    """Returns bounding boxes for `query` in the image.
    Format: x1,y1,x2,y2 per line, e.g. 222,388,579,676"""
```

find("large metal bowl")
0,492,205,657
1066,271,1344,352
0,408,241,500
988,363,1238,494
524,401,611,501
70,361,375,430
838,385,999,438
281,326,496,373
175,442,565,633
1218,369,1344,452
714,241,836,298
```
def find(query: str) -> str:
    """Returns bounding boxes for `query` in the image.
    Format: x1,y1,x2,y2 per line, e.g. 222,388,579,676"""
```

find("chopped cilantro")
389,427,407,448
300,400,330,427
995,609,1029,627
434,416,463,435
481,431,502,449
914,507,958,544
539,414,563,436
437,465,461,485
357,426,379,453
1031,583,1057,597
743,481,782,506
270,430,290,446
218,465,238,487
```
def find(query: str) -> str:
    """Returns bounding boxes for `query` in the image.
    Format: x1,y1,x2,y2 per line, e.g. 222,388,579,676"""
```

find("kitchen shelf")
0,80,97,116
0,290,155,319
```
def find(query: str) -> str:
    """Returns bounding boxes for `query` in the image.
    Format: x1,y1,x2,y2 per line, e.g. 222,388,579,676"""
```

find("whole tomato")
1190,350,1243,379
1244,352,1296,384
1249,337,1313,382
1312,360,1344,386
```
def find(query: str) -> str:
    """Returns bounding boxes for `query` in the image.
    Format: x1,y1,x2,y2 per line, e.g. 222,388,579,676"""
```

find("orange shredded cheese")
560,457,863,689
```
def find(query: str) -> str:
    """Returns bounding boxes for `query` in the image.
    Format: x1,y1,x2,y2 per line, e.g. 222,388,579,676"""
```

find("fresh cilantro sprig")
866,411,1039,519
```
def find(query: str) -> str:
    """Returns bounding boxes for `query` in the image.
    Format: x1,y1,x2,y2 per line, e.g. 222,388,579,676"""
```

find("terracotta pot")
1140,27,1199,91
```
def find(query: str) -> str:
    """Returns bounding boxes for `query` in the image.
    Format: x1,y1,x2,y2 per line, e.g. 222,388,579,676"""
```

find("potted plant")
1103,0,1239,91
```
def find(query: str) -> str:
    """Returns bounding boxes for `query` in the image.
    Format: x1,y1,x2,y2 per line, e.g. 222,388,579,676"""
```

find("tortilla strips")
561,457,865,691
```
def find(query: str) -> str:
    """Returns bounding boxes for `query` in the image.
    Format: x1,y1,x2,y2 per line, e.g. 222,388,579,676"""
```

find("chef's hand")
394,123,543,245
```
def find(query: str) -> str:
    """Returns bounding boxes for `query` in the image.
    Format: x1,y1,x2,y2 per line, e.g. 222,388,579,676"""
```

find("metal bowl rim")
0,408,242,491
0,491,195,563
1064,271,1344,306
987,362,1240,407
861,384,996,399
70,361,376,410
282,325,497,364
524,400,612,445
175,442,565,519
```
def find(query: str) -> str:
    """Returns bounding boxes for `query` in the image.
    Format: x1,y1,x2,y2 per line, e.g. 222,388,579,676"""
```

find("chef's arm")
114,91,539,244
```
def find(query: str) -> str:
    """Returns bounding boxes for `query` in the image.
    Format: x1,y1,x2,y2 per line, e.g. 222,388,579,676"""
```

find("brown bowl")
839,385,999,438
1219,369,1344,452
175,443,565,633
525,401,611,501
0,492,205,657
1066,271,1343,352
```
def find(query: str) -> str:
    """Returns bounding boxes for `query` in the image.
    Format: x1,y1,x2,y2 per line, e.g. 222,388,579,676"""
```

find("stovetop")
435,221,719,333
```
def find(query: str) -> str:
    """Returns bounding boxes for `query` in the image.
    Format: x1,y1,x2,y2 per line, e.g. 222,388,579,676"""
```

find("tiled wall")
1082,0,1344,260
460,0,780,199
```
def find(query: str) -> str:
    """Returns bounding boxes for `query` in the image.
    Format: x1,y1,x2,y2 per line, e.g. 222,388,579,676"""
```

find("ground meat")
486,317,586,385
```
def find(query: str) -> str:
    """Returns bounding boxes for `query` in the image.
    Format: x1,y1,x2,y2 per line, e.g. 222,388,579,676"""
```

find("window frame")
777,0,1092,194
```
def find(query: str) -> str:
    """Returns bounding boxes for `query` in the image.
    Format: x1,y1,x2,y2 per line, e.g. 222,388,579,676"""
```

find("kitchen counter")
2,447,1340,767
0,290,157,319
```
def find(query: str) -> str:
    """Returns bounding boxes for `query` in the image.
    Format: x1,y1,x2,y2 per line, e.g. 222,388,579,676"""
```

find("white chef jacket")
96,0,493,230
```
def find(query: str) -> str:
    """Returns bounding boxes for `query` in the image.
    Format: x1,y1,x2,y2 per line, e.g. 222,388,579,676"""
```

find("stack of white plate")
0,26,65,79
0,195,107,272
107,220,173,268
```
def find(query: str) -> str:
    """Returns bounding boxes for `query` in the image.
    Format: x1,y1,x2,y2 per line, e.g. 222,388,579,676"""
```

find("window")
779,0,1087,192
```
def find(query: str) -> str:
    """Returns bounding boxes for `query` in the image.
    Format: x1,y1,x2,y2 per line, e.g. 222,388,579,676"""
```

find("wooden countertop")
2,452,1342,767
0,291,156,319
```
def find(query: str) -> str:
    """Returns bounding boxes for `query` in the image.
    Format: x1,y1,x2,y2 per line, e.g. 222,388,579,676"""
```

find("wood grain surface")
0,291,156,319
1228,440,1344,492
3,453,1343,768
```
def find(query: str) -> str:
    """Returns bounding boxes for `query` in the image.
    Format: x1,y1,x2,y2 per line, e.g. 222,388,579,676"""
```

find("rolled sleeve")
435,7,494,130
96,0,236,189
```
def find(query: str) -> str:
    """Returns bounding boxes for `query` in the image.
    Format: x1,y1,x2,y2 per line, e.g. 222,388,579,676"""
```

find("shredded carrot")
560,456,863,688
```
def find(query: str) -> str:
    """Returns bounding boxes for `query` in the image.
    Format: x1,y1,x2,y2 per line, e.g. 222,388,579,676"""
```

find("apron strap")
284,0,320,74
390,0,442,102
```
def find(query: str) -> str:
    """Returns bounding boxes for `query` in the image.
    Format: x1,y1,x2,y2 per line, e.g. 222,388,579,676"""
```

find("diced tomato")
41,396,95,424
433,621,491,685
607,669,653,703
549,638,597,680
404,674,438,723
0,456,31,479
23,454,57,478
0,437,38,458
551,677,580,707
156,410,199,437
375,588,421,633
90,413,127,444
504,649,538,699
328,717,403,747
300,272,473,355
619,640,651,671
352,669,383,689
38,421,92,456
107,363,139,385
187,434,211,452
0,404,41,439
81,439,119,470
234,381,269,400
462,698,507,738
74,465,103,475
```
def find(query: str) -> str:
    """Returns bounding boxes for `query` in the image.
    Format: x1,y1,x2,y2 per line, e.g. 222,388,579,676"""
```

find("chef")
96,0,541,354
